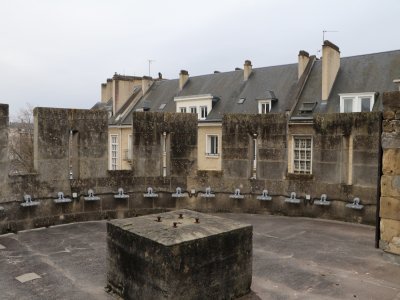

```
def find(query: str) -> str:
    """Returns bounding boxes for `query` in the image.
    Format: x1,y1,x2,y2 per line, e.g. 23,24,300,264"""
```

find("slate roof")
105,49,400,125
91,98,112,111
112,64,298,125
292,50,400,119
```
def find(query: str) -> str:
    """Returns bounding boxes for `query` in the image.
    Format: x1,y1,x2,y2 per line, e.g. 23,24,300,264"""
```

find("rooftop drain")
84,189,100,201
172,187,188,198
229,188,244,199
54,192,71,204
21,195,40,207
314,194,331,206
345,197,364,210
285,192,301,204
114,188,129,199
200,187,215,198
143,187,158,198
257,190,272,201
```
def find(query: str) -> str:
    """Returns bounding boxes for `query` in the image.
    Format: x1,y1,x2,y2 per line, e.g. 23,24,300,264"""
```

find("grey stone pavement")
0,214,399,300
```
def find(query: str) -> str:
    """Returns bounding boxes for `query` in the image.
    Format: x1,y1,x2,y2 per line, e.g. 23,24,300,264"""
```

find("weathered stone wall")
222,113,287,180
312,112,381,223
132,112,197,178
181,112,380,224
380,91,400,255
0,107,384,233
0,108,114,233
34,107,108,183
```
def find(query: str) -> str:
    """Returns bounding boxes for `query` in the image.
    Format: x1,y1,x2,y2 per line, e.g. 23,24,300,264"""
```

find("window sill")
286,173,314,180
205,153,220,158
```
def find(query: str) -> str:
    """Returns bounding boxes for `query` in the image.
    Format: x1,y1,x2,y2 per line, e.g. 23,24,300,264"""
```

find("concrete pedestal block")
106,209,252,299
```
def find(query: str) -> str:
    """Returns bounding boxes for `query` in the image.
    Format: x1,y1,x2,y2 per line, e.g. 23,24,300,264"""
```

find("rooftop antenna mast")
148,59,155,77
322,30,338,44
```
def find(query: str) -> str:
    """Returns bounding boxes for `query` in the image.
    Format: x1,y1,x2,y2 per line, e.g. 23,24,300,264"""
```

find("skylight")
237,98,246,104
159,103,166,110
299,102,317,114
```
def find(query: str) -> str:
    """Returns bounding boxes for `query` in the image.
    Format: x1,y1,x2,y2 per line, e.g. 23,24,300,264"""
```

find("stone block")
383,120,400,133
380,218,400,242
383,149,400,175
383,110,395,121
380,196,400,221
381,175,400,197
387,236,400,255
107,209,252,300
382,132,400,149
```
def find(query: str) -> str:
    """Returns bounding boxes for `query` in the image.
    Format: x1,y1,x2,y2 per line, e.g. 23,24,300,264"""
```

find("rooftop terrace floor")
0,213,399,300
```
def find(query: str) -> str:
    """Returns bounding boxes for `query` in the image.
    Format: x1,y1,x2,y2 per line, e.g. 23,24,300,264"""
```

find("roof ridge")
341,49,400,60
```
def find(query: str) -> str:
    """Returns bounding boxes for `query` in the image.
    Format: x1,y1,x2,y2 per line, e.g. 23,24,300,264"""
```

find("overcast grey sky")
1,0,399,117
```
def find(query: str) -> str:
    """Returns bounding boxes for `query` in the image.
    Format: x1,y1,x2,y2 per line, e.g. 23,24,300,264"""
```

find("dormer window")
339,93,375,113
258,100,271,114
200,106,208,119
256,90,277,114
174,94,214,120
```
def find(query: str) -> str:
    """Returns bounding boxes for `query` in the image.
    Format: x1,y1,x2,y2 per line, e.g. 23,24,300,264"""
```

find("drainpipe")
375,112,383,248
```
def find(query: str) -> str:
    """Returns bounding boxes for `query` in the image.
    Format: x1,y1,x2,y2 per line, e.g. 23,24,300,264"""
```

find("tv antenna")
322,30,338,43
148,59,155,77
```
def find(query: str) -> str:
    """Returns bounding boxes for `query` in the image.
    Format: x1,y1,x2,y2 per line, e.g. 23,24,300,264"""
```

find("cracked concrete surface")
0,215,399,300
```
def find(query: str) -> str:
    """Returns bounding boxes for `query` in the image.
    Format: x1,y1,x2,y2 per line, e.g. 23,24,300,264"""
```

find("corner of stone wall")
380,91,400,255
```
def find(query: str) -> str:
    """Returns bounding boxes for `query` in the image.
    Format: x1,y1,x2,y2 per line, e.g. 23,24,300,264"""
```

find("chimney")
101,83,107,102
179,70,189,91
298,50,310,79
244,60,252,81
142,76,152,95
322,40,340,101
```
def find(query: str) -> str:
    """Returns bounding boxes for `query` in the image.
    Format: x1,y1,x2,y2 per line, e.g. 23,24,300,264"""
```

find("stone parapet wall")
380,91,400,255
0,107,385,233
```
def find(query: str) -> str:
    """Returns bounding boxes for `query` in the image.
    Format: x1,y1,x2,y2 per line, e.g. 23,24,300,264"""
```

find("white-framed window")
293,136,312,174
258,100,271,114
200,106,208,119
339,93,375,113
206,134,219,156
190,106,197,114
110,134,119,170
179,107,187,113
